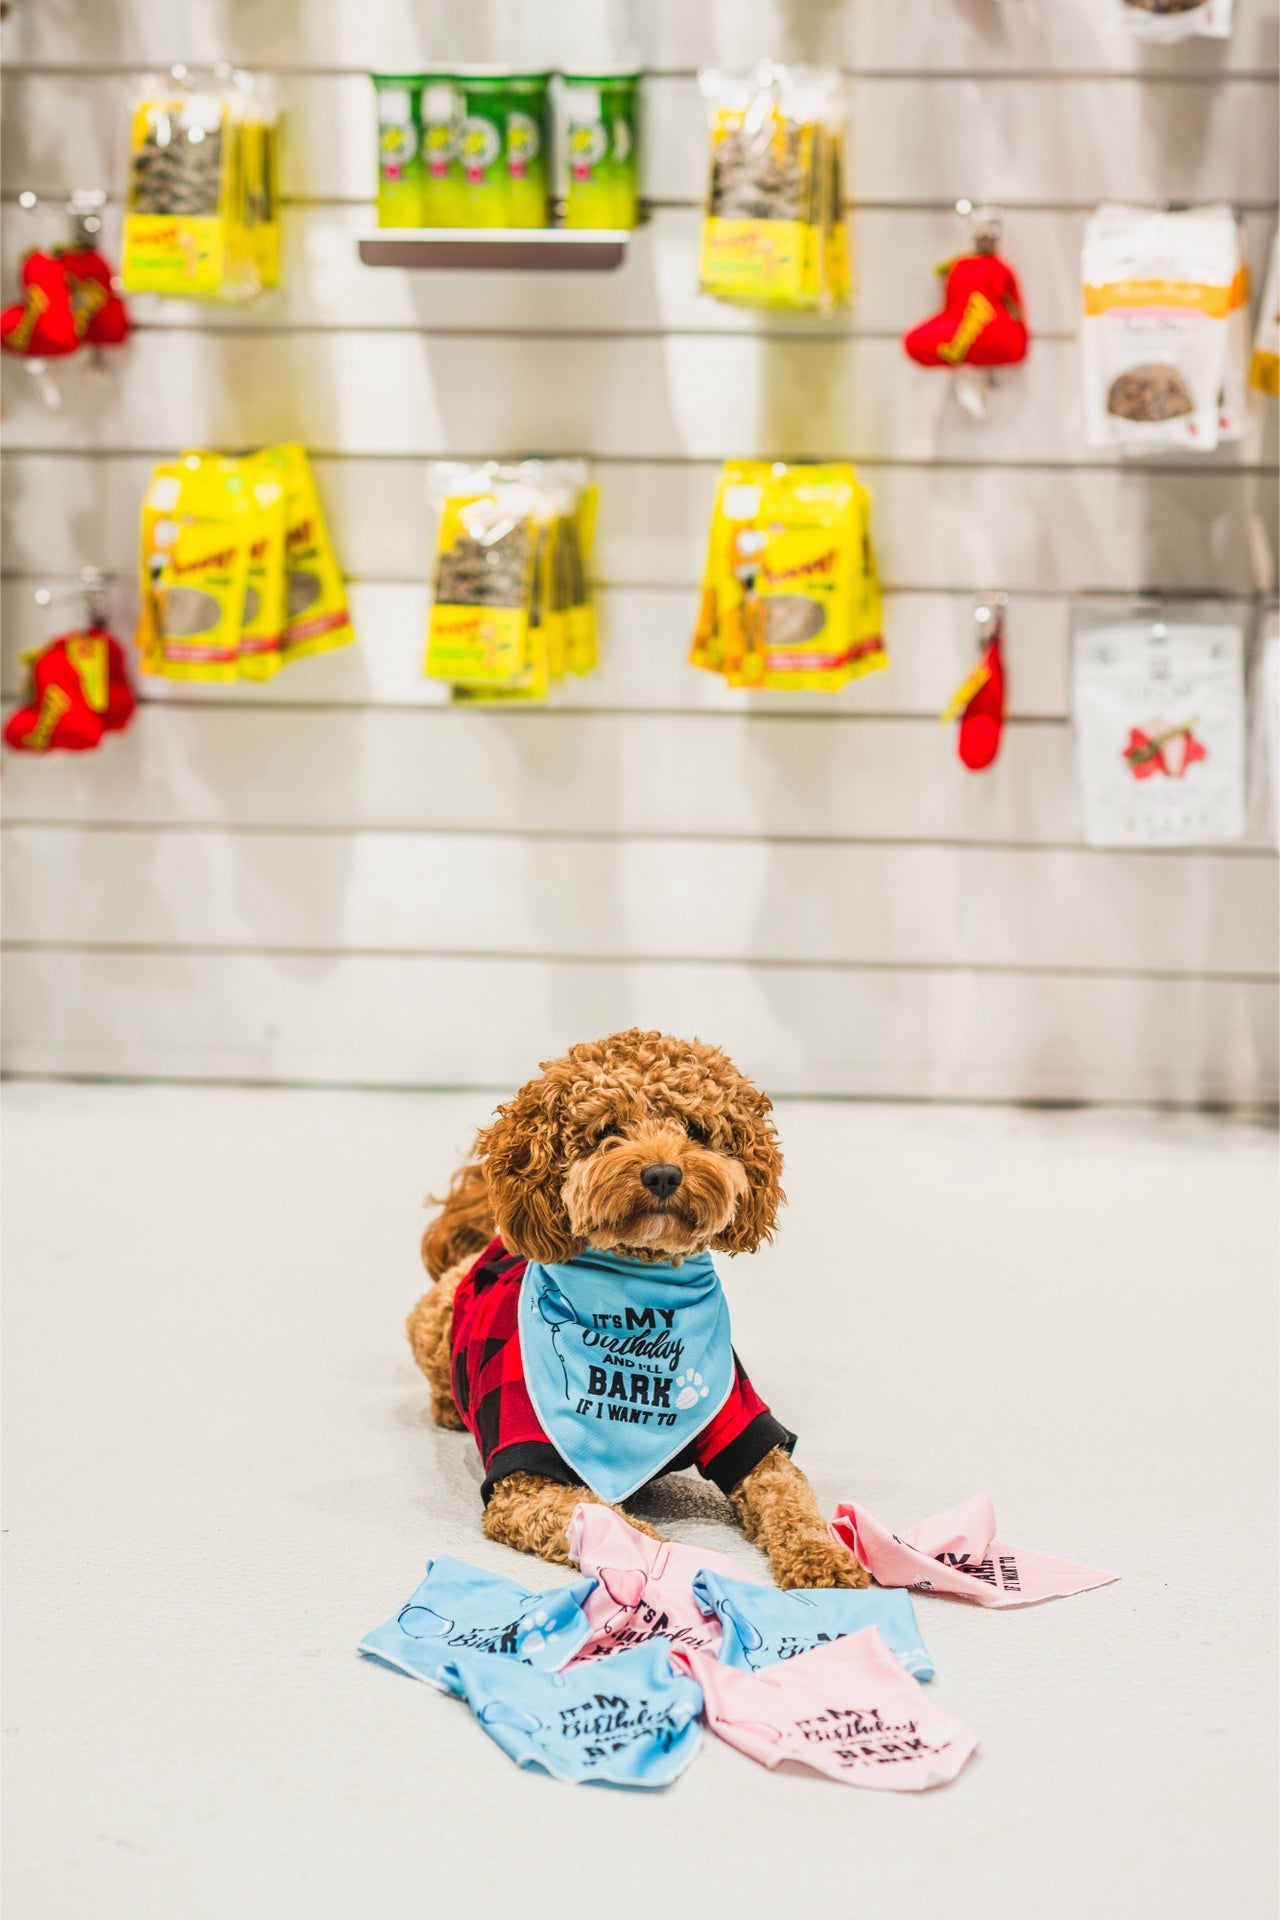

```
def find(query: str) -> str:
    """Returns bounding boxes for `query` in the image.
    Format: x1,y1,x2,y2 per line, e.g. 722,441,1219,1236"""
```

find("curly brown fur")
730,1447,870,1590
483,1472,661,1564
406,1260,467,1430
473,1028,784,1266
421,1160,493,1283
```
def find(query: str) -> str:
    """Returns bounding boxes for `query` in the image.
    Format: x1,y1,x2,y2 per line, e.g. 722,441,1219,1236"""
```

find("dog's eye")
685,1119,712,1146
593,1122,624,1147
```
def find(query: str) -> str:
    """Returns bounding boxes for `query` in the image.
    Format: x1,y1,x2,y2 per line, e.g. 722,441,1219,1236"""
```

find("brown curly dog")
407,1027,867,1591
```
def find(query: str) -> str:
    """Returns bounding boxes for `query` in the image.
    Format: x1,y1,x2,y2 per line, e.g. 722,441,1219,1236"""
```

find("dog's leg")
483,1472,662,1568
406,1263,467,1430
730,1447,869,1590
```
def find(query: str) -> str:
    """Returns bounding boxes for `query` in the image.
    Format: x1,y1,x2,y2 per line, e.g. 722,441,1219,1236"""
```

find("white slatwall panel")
2,2,1277,1104
6,0,1277,73
3,950,1271,1105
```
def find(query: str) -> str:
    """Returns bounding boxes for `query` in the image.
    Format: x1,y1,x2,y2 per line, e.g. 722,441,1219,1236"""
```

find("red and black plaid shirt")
451,1237,796,1504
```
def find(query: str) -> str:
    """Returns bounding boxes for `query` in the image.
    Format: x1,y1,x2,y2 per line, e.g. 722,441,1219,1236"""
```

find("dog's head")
475,1029,783,1266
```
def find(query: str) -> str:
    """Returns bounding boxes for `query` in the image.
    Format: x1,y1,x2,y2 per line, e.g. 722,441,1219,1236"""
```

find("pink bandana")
829,1493,1116,1608
679,1628,978,1791
567,1504,767,1663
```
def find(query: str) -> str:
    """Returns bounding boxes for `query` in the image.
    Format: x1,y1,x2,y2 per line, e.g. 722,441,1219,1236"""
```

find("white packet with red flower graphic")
1072,605,1246,847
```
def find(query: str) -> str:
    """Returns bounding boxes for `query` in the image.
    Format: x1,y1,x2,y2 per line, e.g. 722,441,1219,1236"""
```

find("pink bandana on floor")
566,1504,767,1663
679,1628,978,1791
828,1493,1116,1608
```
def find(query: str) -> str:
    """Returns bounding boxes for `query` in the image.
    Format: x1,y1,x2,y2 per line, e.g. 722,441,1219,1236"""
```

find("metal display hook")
34,567,111,632
973,590,1008,649
950,201,1008,421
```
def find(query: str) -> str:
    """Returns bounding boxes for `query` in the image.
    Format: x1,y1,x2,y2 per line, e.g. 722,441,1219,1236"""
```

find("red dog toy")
4,627,135,754
61,245,131,348
0,251,81,359
941,602,1008,772
1,244,130,360
903,250,1028,369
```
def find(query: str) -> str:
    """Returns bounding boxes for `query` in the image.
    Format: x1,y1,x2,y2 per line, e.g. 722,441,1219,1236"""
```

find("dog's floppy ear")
475,1068,584,1265
712,1083,784,1256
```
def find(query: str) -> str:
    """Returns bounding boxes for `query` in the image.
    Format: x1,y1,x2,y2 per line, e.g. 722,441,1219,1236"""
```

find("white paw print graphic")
520,1608,554,1654
675,1369,709,1411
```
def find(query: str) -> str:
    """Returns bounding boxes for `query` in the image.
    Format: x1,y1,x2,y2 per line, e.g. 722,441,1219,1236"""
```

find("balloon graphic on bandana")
478,1700,544,1736
719,1595,765,1666
599,1566,647,1633
534,1275,577,1400
397,1605,454,1639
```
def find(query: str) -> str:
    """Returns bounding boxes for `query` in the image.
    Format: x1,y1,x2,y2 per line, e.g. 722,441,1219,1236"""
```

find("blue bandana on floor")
442,1638,704,1788
518,1246,734,1504
359,1555,596,1693
692,1568,934,1681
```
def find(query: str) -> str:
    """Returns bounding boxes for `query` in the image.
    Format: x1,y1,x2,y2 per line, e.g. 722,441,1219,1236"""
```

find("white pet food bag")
1205,206,1250,442
1251,607,1280,846
1072,610,1246,847
1081,205,1237,453
1105,0,1232,40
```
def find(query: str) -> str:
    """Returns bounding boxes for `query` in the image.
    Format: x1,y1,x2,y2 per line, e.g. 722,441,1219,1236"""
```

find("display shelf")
357,229,631,272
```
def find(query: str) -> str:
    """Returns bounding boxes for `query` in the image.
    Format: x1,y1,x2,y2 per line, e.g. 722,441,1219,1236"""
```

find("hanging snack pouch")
1081,203,1236,452
1219,218,1250,441
261,444,353,661
561,73,641,231
698,63,847,313
425,465,536,686
373,74,426,227
137,457,251,681
562,470,599,676
236,458,287,678
240,73,282,287
505,74,552,229
692,462,886,690
453,73,509,228
123,74,252,299
1250,227,1279,397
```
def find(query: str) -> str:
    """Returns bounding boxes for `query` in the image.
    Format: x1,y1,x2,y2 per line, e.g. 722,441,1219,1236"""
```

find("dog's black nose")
640,1162,683,1200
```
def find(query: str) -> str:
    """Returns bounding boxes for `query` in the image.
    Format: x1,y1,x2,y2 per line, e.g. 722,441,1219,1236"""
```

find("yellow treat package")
425,465,538,687
137,457,251,681
564,474,599,677
122,72,261,302
239,72,282,291
698,63,848,314
690,461,887,691
426,460,600,700
257,444,353,661
237,456,288,679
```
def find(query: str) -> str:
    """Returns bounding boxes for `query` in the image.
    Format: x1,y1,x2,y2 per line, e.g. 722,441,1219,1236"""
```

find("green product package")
504,73,552,228
420,76,463,225
453,72,509,227
372,74,425,227
561,72,640,230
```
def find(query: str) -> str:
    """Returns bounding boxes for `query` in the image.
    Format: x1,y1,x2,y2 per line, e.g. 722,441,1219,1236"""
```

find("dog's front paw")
771,1529,870,1591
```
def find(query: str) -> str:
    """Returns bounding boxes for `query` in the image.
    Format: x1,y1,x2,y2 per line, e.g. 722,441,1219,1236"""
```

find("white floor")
2,1082,1276,1920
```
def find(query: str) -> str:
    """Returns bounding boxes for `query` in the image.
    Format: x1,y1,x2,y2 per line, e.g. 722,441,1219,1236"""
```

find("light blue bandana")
692,1568,934,1681
359,1555,596,1692
442,1638,704,1788
518,1246,735,1504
